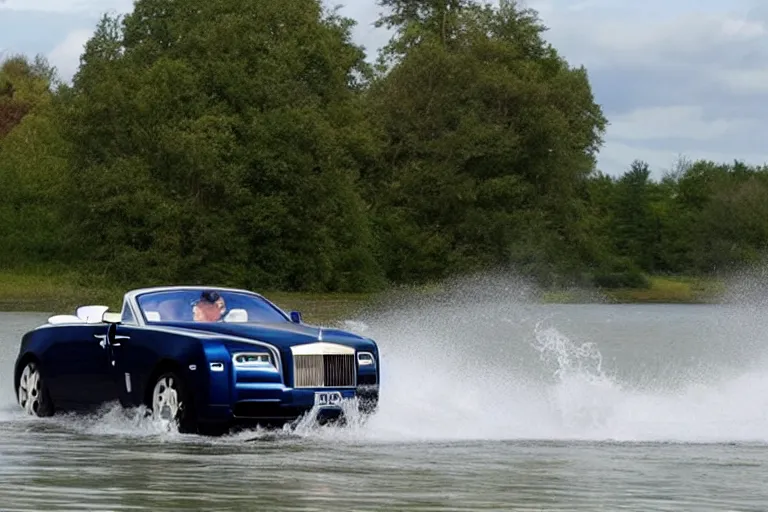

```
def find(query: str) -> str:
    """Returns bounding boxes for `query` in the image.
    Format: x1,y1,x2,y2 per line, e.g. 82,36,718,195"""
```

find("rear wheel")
149,371,196,433
17,361,53,417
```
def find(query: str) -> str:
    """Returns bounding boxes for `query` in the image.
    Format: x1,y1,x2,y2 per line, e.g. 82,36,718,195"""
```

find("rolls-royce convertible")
13,286,380,434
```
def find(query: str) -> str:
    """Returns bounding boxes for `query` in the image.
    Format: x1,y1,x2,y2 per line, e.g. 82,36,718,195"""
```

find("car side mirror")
102,312,122,324
290,311,302,324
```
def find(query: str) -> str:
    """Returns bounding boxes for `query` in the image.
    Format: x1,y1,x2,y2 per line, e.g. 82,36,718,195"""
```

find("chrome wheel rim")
18,364,41,415
152,375,181,421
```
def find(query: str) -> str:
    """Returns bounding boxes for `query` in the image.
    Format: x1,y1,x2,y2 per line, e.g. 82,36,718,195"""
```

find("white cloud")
608,106,760,142
538,10,768,70
600,105,768,176
47,29,92,81
525,0,768,175
717,68,768,95
599,140,768,177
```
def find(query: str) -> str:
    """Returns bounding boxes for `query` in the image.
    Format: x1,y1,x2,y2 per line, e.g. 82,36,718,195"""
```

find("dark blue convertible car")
13,286,380,434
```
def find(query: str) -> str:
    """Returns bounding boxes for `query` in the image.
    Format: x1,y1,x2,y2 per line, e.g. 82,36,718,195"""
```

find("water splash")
3,273,768,444
531,321,624,437
334,273,768,444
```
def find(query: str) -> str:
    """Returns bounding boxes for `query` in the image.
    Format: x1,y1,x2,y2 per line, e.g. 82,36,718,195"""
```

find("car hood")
153,321,376,351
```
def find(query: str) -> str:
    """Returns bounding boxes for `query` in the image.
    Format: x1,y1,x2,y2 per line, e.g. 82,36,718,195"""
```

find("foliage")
0,0,767,296
0,55,71,270
56,0,384,292
366,0,607,286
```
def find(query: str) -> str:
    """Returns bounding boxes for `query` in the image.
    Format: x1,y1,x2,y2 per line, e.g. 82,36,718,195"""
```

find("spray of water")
3,271,768,444
335,272,768,444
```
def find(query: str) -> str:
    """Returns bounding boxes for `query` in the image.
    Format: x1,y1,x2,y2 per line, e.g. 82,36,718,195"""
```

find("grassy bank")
542,276,726,304
0,271,727,324
0,270,378,324
603,276,725,303
0,270,123,313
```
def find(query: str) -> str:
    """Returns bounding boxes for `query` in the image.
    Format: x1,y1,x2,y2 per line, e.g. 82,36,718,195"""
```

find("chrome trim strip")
232,351,277,371
136,326,284,379
128,299,142,326
357,351,375,366
290,342,355,356
123,285,293,325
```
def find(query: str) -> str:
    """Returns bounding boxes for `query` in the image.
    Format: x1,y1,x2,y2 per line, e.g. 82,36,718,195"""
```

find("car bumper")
200,385,379,426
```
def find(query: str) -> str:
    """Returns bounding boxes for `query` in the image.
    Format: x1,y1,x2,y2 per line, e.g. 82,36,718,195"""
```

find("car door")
106,324,156,408
40,324,121,411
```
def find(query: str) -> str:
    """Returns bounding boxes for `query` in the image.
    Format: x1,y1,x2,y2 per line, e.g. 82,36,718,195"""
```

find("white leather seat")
48,314,85,325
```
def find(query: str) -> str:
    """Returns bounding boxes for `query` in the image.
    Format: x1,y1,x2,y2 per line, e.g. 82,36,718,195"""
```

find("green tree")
367,0,607,285
0,55,69,270
0,54,56,139
59,1,384,291
610,160,658,272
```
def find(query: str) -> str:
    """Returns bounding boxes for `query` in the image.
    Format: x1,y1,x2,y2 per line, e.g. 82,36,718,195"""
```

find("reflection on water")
2,289,768,510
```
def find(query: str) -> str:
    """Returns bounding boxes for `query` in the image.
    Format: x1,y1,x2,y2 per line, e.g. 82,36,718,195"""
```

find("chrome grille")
293,354,356,388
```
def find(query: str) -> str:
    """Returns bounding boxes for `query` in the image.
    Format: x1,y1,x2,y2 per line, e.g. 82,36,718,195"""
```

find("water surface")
2,289,768,510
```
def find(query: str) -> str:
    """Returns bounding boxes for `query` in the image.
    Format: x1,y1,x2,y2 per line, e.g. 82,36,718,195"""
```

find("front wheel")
17,361,53,417
149,371,196,433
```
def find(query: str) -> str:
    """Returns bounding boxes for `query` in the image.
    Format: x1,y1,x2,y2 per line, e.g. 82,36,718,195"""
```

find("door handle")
113,335,130,347
94,334,130,348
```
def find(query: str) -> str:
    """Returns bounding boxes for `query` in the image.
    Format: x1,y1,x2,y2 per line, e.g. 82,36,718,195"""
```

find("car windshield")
135,289,289,324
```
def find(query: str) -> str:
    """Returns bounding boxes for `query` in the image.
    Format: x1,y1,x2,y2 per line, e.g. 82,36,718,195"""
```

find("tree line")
0,0,765,293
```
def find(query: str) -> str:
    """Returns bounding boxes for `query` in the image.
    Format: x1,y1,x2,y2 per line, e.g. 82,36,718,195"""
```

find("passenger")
192,290,226,322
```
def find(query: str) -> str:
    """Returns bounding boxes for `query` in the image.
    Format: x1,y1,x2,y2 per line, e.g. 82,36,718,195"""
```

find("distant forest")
1,0,766,293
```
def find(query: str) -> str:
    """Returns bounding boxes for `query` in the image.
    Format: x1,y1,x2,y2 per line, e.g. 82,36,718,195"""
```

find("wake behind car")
13,286,380,434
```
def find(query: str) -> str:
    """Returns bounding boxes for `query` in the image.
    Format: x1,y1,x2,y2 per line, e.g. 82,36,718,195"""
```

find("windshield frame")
131,287,291,325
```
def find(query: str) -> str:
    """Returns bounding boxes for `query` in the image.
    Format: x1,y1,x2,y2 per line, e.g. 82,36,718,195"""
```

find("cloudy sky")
1,0,767,178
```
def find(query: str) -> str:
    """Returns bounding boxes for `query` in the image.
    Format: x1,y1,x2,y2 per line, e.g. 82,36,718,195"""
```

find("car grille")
293,354,356,388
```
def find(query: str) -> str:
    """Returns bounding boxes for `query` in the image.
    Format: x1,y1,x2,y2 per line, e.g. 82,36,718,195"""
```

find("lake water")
2,281,768,510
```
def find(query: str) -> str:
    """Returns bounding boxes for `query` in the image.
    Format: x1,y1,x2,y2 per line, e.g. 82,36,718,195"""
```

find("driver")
192,290,226,322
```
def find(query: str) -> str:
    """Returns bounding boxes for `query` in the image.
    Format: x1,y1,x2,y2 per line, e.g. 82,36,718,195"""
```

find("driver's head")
192,290,225,321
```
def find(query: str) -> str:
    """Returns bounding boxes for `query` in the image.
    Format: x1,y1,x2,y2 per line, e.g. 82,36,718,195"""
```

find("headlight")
357,352,375,367
232,352,275,368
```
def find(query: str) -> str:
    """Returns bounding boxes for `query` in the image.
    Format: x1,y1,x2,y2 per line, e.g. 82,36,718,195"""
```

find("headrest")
145,311,161,321
224,308,248,323
76,305,109,323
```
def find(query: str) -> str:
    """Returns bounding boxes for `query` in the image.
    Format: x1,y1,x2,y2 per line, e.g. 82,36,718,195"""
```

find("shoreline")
0,271,726,321
542,276,725,305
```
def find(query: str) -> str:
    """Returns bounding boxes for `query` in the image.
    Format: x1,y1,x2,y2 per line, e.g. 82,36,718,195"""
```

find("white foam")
335,276,768,444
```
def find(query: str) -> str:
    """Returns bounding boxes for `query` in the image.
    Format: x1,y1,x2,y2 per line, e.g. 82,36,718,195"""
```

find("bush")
591,269,651,289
